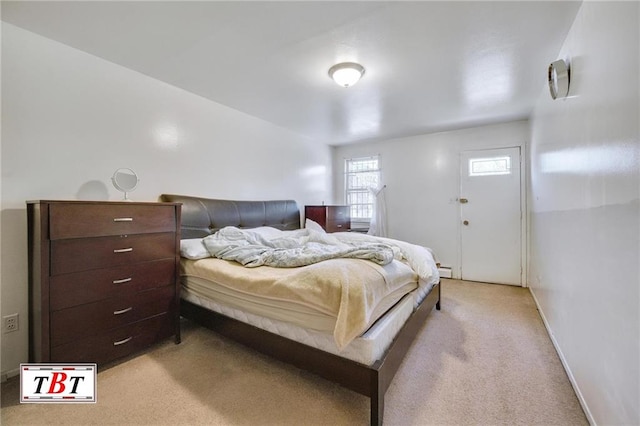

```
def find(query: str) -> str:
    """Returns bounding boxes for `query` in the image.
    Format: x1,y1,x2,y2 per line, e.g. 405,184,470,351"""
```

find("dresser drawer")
49,203,176,239
51,232,176,275
326,219,350,232
50,285,175,347
327,206,349,219
50,313,173,364
50,259,176,311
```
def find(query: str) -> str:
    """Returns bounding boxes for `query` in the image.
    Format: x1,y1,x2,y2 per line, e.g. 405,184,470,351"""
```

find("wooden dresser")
27,200,181,364
304,205,351,233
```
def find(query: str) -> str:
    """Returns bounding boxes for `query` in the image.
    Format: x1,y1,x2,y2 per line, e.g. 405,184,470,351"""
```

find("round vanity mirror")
111,168,139,200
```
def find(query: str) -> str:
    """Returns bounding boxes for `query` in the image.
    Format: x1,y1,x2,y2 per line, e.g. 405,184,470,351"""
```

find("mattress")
182,287,416,366
181,269,436,366
181,256,420,349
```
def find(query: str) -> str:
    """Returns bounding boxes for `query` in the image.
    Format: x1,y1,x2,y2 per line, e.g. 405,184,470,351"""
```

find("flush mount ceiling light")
328,62,365,88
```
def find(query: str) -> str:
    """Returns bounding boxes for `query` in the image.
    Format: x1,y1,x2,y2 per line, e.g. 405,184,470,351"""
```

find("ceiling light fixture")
328,62,365,88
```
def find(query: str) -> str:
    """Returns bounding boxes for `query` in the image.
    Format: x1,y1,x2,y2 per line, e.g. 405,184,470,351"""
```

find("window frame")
344,155,381,225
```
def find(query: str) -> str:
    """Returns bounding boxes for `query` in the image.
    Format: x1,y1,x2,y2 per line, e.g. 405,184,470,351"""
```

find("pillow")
180,238,210,259
305,218,325,233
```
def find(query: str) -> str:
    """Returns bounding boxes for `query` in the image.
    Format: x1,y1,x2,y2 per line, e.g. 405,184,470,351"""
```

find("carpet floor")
1,279,588,425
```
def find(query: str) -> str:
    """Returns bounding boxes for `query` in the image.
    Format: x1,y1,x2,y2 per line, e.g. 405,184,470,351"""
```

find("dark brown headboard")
160,194,301,239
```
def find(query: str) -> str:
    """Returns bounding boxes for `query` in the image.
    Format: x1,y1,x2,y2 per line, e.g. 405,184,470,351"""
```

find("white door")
459,147,522,285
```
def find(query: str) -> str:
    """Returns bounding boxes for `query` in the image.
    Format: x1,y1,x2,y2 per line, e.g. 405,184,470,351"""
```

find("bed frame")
160,194,441,425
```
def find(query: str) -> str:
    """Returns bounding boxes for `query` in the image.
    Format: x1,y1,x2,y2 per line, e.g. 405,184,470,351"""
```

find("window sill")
350,227,369,233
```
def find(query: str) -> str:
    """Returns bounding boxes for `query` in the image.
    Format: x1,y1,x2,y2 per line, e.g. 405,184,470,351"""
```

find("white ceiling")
2,1,582,145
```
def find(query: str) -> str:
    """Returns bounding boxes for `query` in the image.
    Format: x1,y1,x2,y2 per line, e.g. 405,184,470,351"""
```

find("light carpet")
1,279,588,425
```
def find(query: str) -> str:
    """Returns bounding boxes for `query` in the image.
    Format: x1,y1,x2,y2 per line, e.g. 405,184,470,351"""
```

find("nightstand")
304,205,351,233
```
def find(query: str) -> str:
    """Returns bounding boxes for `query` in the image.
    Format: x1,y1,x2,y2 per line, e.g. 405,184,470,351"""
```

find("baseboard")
528,287,596,426
1,367,20,383
437,266,452,278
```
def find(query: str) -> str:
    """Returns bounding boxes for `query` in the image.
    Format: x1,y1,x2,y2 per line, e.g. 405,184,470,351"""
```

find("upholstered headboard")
159,194,301,239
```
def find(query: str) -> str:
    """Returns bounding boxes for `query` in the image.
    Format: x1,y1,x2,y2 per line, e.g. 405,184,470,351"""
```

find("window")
345,156,380,222
468,156,511,176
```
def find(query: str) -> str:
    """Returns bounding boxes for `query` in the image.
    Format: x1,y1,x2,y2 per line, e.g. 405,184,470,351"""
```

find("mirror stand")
111,168,139,201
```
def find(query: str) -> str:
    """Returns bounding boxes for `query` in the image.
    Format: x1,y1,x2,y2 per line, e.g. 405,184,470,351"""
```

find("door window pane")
469,156,511,176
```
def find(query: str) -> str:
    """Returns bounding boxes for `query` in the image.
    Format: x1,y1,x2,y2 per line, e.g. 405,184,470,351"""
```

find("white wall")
528,2,639,425
0,24,332,377
333,120,528,275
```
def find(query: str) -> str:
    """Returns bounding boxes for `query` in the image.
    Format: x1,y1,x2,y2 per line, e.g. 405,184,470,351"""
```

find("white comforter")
203,227,395,268
191,225,439,282
330,231,439,282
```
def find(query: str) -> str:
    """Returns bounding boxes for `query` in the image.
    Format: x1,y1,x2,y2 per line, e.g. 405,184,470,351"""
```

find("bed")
159,194,441,425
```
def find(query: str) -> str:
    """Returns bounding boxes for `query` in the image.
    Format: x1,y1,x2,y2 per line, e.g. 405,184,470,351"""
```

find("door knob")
463,220,469,226
459,198,468,204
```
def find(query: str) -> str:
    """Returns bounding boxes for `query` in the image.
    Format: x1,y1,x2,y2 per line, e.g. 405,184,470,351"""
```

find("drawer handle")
113,217,133,222
113,337,132,346
113,248,133,253
336,224,342,228
112,277,132,284
113,307,133,315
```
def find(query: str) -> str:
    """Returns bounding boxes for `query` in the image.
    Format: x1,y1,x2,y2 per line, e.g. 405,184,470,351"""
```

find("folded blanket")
203,226,394,268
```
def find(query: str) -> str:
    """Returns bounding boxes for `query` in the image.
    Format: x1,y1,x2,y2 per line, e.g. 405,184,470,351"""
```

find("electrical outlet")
3,314,19,333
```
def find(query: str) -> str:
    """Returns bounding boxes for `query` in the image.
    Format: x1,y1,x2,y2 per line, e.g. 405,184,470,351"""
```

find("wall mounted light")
548,59,570,99
328,62,365,88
